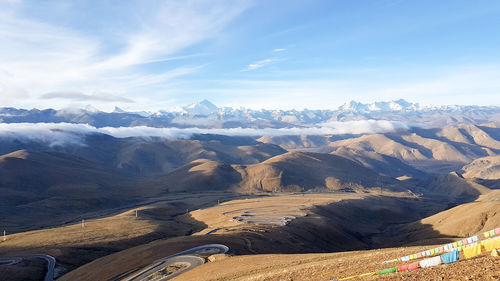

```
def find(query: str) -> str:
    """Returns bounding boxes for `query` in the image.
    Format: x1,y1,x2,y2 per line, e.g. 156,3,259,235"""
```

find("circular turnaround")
154,244,229,263
119,244,229,281
0,254,55,281
123,255,205,281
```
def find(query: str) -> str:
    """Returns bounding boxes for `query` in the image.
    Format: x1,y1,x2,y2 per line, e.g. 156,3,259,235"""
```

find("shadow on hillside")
0,194,465,279
474,178,500,189
148,162,243,193
0,212,209,277
238,196,458,254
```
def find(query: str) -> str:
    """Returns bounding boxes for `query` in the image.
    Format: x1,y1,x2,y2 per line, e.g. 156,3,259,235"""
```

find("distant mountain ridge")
1,99,499,128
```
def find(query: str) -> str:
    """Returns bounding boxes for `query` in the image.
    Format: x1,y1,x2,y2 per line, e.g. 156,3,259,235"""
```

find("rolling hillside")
0,133,287,176
149,152,405,193
384,190,500,246
257,124,500,175
461,155,500,180
417,172,491,200
235,152,403,192
0,150,140,232
151,159,242,192
331,147,428,179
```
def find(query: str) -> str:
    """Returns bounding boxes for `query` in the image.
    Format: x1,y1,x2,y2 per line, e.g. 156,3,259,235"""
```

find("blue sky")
1,0,500,111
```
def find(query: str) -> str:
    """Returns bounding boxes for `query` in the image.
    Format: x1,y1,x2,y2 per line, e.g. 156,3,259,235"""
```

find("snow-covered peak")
339,100,364,112
113,106,126,113
183,99,218,115
338,99,428,113
84,104,101,113
111,107,151,117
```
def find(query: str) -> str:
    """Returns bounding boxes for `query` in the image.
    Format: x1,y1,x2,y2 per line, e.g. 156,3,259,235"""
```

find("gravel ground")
174,245,500,281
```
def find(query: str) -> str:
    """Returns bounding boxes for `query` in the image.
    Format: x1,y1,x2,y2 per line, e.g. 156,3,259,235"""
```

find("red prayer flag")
408,262,419,271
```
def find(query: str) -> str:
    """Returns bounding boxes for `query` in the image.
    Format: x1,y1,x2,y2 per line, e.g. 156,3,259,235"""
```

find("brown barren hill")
401,133,471,162
455,124,500,149
151,159,241,192
149,151,405,193
421,172,491,200
235,151,403,192
462,155,500,180
0,150,136,202
329,134,429,161
392,190,500,244
436,125,477,144
113,139,286,175
331,147,428,178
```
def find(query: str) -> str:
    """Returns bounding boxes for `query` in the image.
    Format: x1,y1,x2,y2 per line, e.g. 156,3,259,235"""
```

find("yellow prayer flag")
463,244,482,259
484,239,497,251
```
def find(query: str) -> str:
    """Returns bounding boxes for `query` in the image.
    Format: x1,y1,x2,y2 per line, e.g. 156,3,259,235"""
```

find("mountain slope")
0,150,144,231
461,155,500,179
389,190,500,245
147,152,405,193
331,147,428,179
325,125,500,173
0,150,133,198
329,134,429,162
0,134,287,176
151,159,241,192
418,172,491,200
235,152,404,192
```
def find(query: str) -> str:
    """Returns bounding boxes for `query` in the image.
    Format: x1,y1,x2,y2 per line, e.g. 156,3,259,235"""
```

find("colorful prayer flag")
440,250,459,264
463,244,481,259
377,267,397,275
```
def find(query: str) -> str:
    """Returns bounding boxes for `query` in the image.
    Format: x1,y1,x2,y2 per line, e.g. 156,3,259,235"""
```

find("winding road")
0,257,22,266
153,244,229,263
124,256,205,281
0,254,55,281
120,244,229,281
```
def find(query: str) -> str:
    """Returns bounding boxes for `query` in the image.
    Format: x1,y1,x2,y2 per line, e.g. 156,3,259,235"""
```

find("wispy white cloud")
272,48,286,52
0,1,252,109
243,58,280,71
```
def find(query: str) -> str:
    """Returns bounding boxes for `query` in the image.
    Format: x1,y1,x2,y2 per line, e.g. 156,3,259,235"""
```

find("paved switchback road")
124,256,204,281
0,254,56,281
119,244,229,281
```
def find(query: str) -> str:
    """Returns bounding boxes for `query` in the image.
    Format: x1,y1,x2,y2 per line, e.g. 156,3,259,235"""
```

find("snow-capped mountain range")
1,99,499,128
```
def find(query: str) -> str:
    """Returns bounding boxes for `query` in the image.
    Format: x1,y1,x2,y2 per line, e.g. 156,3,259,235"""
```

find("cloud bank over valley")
0,120,412,146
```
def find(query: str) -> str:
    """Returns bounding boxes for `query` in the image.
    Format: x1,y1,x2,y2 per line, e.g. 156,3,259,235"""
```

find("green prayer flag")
377,267,397,275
